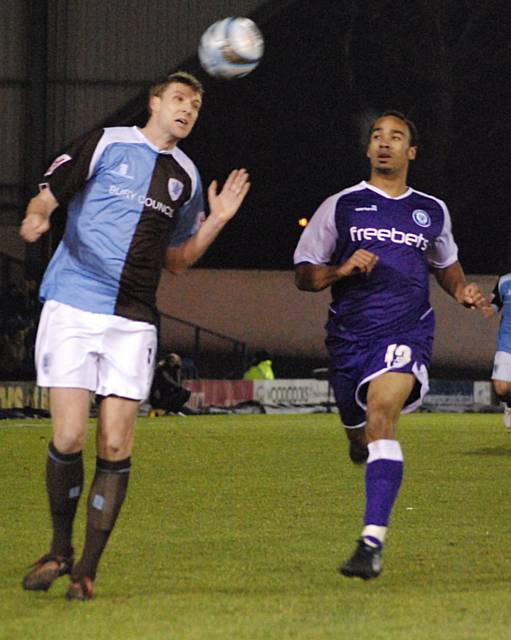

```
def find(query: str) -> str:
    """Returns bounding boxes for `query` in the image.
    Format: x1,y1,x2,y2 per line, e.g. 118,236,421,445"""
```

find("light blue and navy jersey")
39,126,204,325
490,274,511,354
293,181,458,341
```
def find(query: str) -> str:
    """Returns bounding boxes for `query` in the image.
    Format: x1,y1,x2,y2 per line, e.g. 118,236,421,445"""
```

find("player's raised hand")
207,169,250,223
460,282,487,309
20,212,50,243
481,303,497,319
338,249,379,278
20,189,58,243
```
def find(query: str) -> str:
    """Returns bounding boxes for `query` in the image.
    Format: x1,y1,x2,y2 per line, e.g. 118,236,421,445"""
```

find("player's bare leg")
340,372,414,579
50,387,92,453
493,380,511,429
344,426,368,464
22,388,91,591
67,395,139,600
365,372,414,442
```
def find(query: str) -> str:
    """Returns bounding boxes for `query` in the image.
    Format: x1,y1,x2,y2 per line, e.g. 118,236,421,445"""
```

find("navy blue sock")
73,457,131,580
46,441,84,557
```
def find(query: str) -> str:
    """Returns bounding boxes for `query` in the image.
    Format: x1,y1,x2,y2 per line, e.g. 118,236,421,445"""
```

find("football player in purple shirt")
294,110,487,580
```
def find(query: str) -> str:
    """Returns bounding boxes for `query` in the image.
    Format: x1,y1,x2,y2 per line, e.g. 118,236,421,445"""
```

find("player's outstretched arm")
295,250,379,291
164,169,250,274
433,261,487,309
20,188,59,243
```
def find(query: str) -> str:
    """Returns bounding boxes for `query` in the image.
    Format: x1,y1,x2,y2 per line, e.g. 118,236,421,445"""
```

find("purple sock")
364,439,404,529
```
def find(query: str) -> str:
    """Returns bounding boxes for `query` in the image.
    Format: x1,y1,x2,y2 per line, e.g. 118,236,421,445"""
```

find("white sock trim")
362,525,387,546
367,439,403,464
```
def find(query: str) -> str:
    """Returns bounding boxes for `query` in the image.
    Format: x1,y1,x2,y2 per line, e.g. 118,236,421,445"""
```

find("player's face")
366,116,417,176
150,82,202,140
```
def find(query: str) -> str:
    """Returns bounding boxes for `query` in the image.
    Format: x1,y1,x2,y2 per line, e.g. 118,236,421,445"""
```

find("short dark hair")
149,71,204,101
367,110,419,148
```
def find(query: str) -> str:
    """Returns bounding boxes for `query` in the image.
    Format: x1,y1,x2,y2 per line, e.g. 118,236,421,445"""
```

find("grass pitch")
1,412,511,640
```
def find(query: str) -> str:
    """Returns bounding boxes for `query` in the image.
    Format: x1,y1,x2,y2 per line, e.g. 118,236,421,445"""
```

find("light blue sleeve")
167,174,205,248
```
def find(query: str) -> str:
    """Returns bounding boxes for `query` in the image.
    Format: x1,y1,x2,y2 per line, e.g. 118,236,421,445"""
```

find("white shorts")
36,300,157,400
492,351,511,382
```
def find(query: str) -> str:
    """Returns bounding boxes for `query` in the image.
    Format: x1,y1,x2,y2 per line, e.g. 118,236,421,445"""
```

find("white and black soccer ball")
198,17,264,80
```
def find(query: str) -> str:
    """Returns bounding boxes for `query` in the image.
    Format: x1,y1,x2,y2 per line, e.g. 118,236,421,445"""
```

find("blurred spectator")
149,353,192,414
243,349,275,380
181,355,199,380
0,279,40,380
0,325,30,379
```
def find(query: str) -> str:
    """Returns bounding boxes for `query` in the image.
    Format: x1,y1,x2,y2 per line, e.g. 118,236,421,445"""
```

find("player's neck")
367,173,409,198
138,124,178,151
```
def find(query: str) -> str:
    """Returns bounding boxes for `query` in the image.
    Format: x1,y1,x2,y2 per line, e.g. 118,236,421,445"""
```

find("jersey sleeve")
425,200,459,269
39,129,106,207
293,194,339,265
167,171,205,248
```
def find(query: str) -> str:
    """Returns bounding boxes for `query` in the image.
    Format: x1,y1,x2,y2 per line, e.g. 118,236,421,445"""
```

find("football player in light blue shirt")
20,71,250,600
484,273,511,427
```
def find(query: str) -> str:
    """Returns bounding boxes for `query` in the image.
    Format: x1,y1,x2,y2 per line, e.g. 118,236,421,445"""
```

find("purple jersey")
294,181,458,341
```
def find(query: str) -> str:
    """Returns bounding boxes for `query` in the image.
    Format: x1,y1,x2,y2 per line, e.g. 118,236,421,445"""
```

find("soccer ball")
198,17,264,80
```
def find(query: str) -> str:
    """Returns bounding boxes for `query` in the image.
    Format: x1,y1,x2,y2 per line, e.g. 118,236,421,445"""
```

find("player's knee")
493,380,511,397
53,430,86,454
366,405,395,438
98,432,129,459
101,439,123,458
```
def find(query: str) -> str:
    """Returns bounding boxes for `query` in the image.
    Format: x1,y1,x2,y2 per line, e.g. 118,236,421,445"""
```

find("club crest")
412,209,431,228
168,178,184,202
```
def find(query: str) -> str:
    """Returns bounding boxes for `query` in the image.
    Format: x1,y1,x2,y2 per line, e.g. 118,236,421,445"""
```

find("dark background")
1,0,508,380
98,0,511,274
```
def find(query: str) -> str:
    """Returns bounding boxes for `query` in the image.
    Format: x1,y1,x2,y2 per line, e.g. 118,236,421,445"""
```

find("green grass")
1,412,511,639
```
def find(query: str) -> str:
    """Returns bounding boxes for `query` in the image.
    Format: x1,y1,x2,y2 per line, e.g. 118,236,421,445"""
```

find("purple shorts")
326,327,433,428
